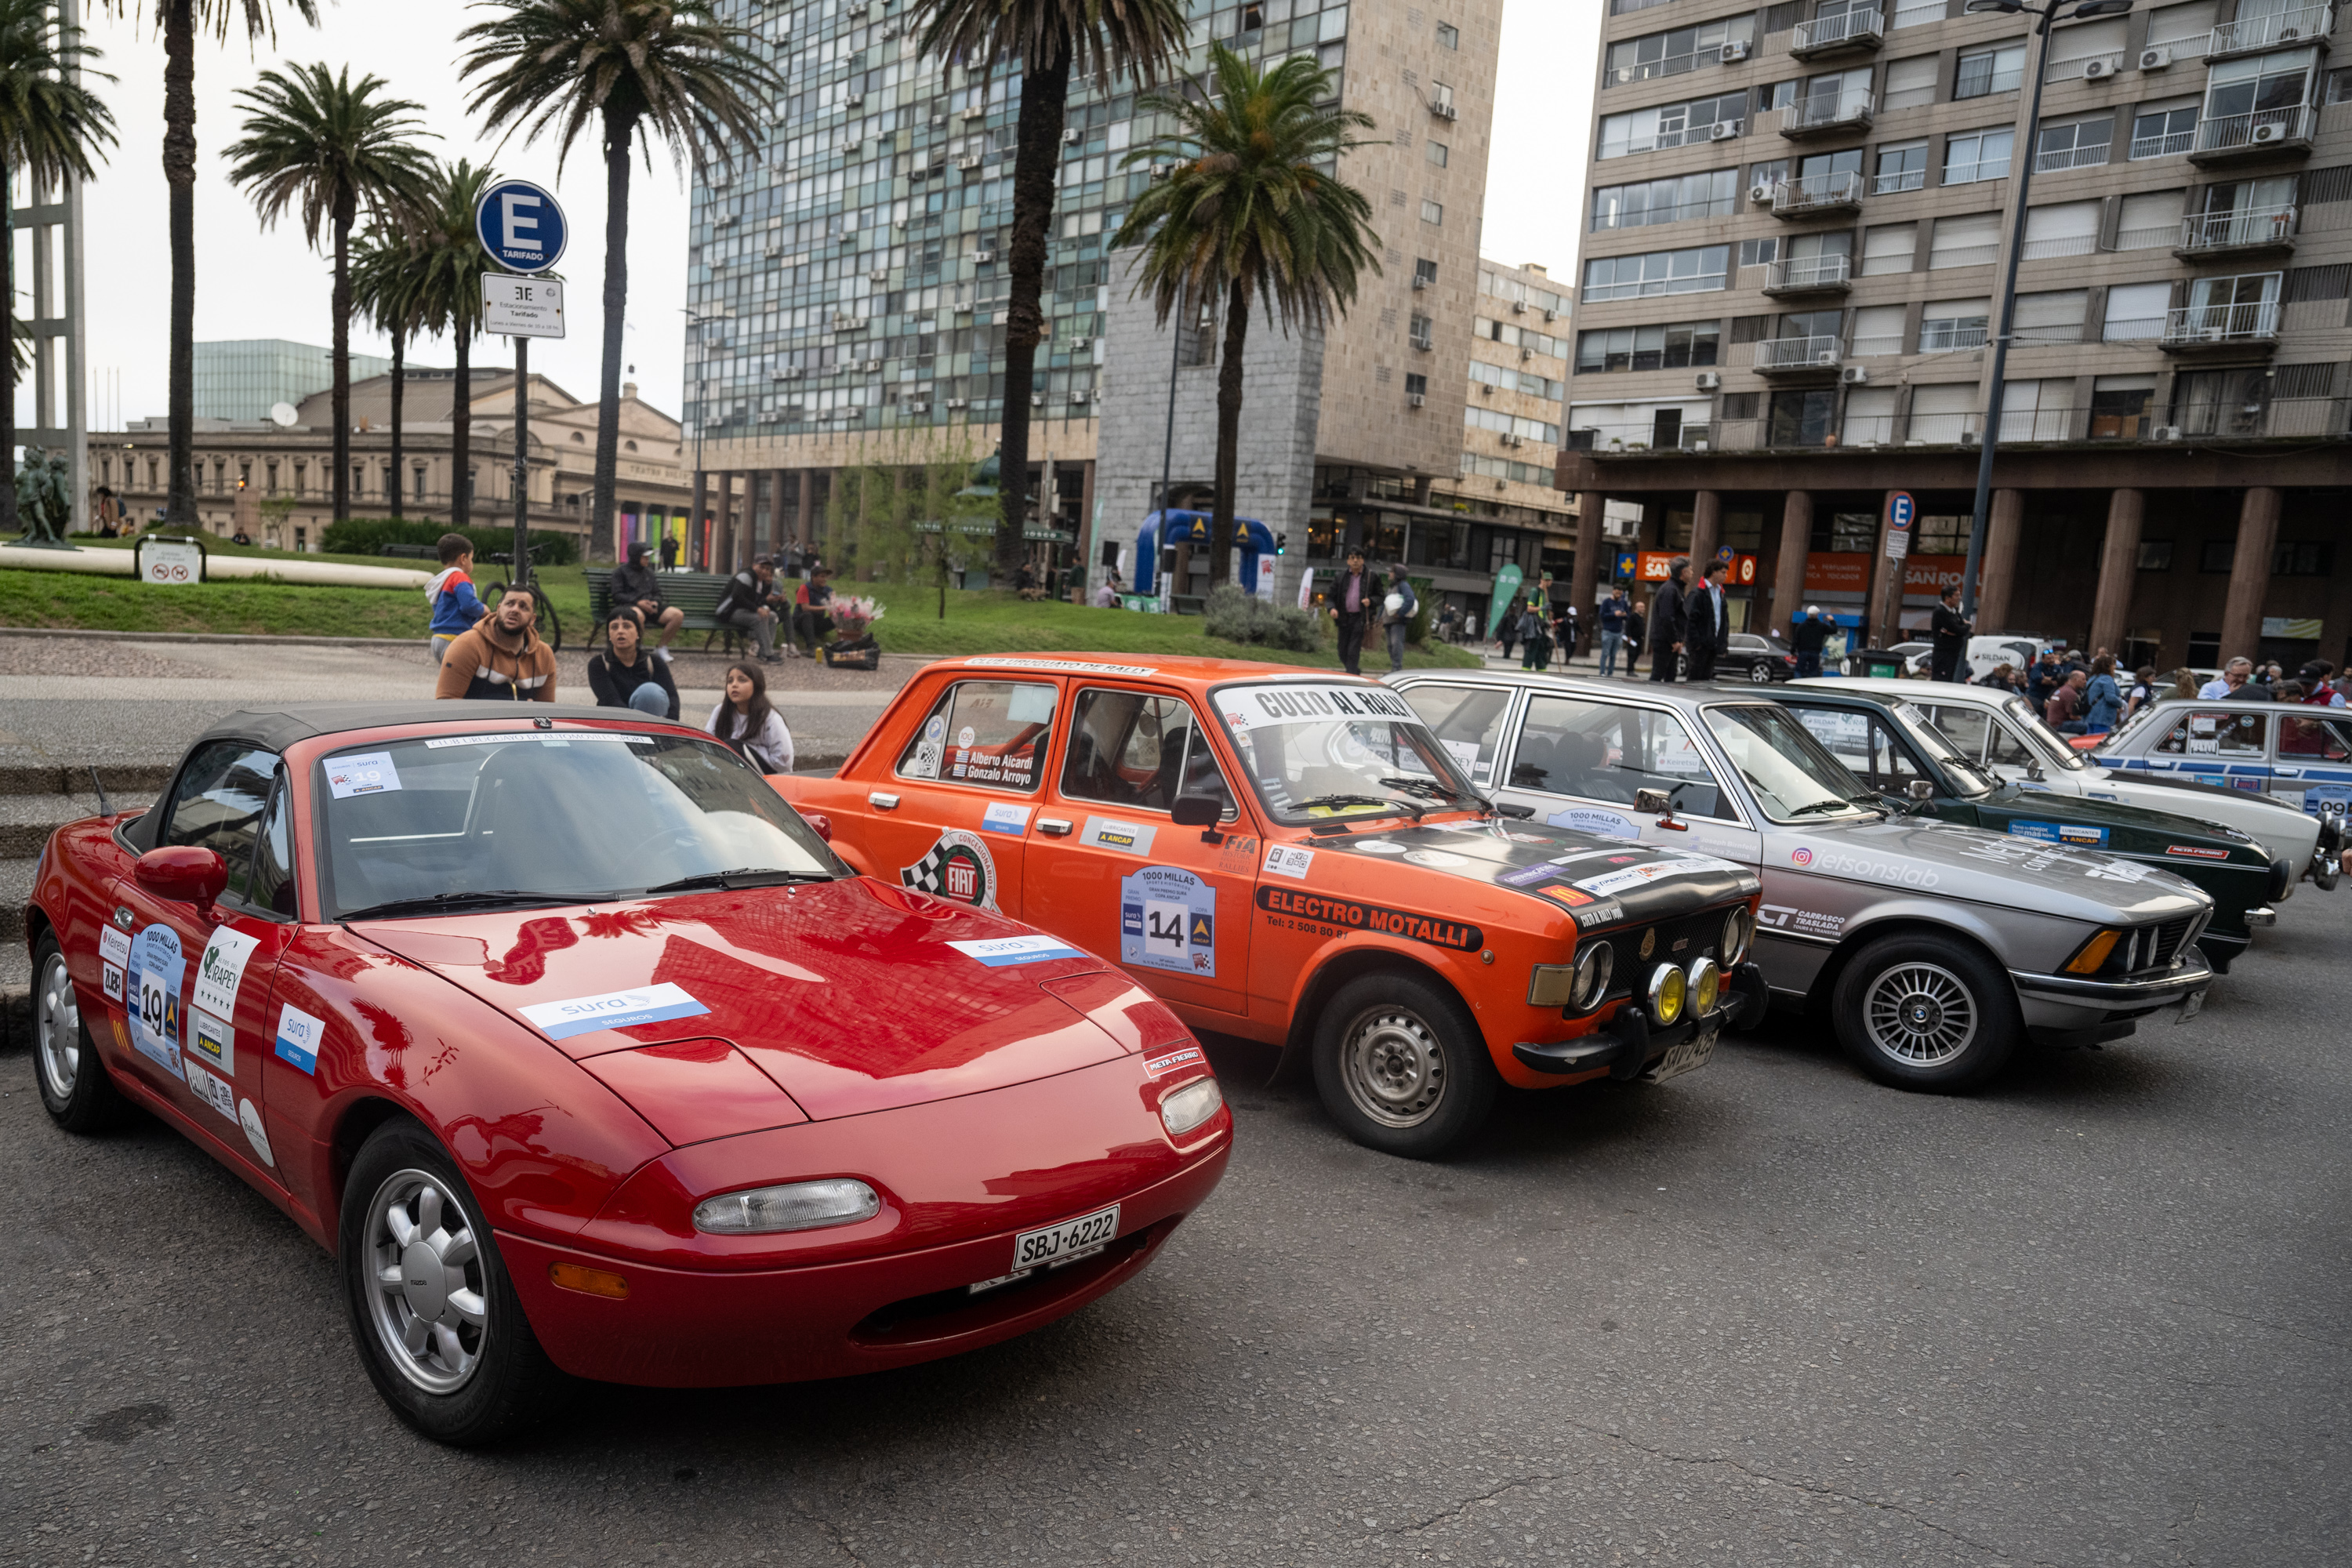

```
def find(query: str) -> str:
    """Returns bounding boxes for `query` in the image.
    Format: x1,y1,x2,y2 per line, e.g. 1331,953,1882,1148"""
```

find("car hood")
1975,784,2267,861
353,878,1155,1124
1299,817,1760,920
2086,766,2312,816
1773,818,2213,920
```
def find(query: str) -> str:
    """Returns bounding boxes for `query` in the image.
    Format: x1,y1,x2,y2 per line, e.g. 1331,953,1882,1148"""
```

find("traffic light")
1274,533,1287,554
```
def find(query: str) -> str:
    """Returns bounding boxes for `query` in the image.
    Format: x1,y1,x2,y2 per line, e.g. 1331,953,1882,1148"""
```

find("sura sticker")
128,924,187,1080
979,800,1033,837
1120,867,1218,978
192,927,261,1019
518,983,712,1041
325,750,402,800
274,1003,325,1075
947,933,1091,967
901,828,1000,909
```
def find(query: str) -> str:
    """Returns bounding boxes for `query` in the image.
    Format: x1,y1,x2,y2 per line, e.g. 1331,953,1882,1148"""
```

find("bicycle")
487,547,563,653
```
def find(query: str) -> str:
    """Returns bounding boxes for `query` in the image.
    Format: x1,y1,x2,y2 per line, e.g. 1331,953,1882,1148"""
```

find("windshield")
2095,698,2165,754
1701,704,1879,823
1211,680,1481,824
314,730,842,920
1999,695,2092,771
1886,700,1999,796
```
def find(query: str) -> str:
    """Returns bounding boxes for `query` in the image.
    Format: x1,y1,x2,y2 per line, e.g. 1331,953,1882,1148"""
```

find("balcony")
2175,204,2299,258
2205,4,2332,59
2189,105,2315,164
2161,300,2282,351
1771,169,1865,217
1769,90,1876,139
2172,394,2350,438
1751,334,1846,375
1762,253,1855,295
1788,8,1885,59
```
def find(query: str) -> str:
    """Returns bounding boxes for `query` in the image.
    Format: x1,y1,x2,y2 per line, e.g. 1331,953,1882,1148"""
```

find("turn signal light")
1527,963,1578,1007
1160,1076,1225,1137
547,1262,630,1299
694,1178,881,1234
1647,964,1687,1025
2064,929,2122,975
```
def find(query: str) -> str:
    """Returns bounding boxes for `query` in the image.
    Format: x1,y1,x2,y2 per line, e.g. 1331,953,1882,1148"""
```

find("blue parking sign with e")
476,180,567,274
1890,492,1915,528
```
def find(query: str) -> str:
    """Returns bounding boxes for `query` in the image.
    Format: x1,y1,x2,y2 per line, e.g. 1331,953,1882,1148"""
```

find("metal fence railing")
2179,204,2298,251
1766,253,1855,290
2193,105,2314,156
1791,9,1886,51
2162,299,2283,343
1753,333,1846,368
2207,4,2332,54
1773,169,1866,212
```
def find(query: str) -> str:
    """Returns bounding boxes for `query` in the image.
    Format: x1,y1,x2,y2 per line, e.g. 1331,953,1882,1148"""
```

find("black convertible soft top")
191,701,691,753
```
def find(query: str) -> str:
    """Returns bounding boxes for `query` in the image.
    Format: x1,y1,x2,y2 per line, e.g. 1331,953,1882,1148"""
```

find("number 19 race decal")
900,828,1000,911
127,925,187,1080
1121,867,1217,977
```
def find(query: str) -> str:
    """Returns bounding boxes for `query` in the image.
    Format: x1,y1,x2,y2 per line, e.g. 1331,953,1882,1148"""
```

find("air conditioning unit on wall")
2139,45,2172,69
2081,57,2114,79
1749,181,1775,203
1695,370,1722,390
1841,365,1869,384
2252,121,2288,143
1711,119,1744,140
1720,40,1751,62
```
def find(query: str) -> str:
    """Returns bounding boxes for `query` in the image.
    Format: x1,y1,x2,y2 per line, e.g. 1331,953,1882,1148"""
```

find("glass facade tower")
193,339,392,423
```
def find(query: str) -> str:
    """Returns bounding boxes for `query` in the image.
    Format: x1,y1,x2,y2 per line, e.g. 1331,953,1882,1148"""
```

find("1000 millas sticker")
1254,887,1483,951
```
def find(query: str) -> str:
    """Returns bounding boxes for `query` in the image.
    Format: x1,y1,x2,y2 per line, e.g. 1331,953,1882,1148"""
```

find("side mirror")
1907,779,1936,802
1634,787,1673,815
133,846,228,916
1170,795,1223,828
798,810,833,842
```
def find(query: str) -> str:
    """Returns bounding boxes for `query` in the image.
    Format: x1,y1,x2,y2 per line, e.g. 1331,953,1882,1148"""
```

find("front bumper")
1512,961,1769,1078
2009,949,2213,1036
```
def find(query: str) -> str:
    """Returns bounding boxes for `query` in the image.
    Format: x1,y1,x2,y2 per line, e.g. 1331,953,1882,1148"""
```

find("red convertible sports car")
27,702,1230,1445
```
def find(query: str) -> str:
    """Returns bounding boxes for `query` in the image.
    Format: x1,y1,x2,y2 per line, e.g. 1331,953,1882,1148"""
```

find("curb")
0,762,176,796
0,626,945,668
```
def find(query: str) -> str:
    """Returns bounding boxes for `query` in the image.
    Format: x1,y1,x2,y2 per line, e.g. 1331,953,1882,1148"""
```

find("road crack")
789,1497,869,1566
2161,1296,2345,1352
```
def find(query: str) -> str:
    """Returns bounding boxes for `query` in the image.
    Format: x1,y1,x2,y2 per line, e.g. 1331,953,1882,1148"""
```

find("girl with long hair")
708,662,795,773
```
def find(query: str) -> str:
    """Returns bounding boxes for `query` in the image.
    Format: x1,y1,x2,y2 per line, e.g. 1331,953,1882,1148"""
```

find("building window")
1595,92,1749,158
1437,21,1459,48
1405,372,1428,398
1414,256,1439,287
1928,212,2002,268
2135,539,2173,570
413,466,428,502
1873,138,1928,193
265,463,279,496
2198,539,2236,573
1943,127,2014,184
1954,42,2027,100
2103,281,2173,340
1421,198,1443,224
1607,16,1757,85
2034,114,2114,172
1425,139,1449,166
1410,313,1434,348
1575,320,1722,372
2273,541,2335,576
2130,100,2200,158
1581,243,1730,301
1590,168,1739,229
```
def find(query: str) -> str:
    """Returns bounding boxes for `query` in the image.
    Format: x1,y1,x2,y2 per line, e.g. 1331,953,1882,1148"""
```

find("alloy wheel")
362,1167,491,1395
1863,961,1977,1067
1340,1008,1448,1129
34,951,82,1103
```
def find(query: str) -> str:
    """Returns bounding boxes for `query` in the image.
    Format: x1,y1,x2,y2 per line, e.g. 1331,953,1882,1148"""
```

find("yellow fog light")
1646,964,1686,1025
1686,957,1722,1016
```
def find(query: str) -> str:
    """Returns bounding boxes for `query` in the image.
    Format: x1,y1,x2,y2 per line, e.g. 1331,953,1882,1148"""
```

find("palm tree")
225,64,434,525
350,225,429,517
909,0,1189,583
459,0,779,563
100,0,321,530
0,0,114,534
408,159,499,532
1113,45,1376,588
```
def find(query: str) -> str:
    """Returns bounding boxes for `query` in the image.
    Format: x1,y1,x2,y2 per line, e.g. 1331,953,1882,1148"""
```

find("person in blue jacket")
2082,655,2124,735
425,533,489,664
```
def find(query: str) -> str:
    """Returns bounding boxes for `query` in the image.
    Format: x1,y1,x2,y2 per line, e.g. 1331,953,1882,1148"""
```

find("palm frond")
906,0,1190,91
0,0,118,191
405,158,502,342
223,62,437,246
457,0,782,178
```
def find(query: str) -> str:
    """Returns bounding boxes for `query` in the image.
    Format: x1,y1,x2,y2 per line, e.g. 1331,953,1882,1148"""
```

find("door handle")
868,792,900,810
1037,817,1074,837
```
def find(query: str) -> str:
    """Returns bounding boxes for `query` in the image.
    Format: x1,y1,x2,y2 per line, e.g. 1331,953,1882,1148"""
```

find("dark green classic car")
1772,688,2284,973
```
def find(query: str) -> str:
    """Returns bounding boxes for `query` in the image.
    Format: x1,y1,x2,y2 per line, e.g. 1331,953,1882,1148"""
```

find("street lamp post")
680,307,718,571
1957,0,2135,626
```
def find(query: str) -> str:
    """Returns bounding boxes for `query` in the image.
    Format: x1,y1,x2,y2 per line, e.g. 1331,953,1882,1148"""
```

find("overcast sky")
53,0,1586,432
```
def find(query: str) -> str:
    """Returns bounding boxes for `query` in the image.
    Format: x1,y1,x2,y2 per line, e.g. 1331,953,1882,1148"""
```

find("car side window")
238,772,299,918
1870,720,1929,792
1399,684,1512,786
1790,708,1871,776
162,742,281,885
1512,696,1732,820
1985,720,2035,768
894,680,1056,793
1923,704,1991,763
2279,716,2352,760
1060,689,1236,817
2155,710,2267,757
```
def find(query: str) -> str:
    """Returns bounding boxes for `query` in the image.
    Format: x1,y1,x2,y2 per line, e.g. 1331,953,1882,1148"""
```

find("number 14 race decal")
1120,866,1216,978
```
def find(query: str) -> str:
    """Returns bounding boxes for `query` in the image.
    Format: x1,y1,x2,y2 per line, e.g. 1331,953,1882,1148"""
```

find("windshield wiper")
338,890,590,922
1298,792,1424,821
1786,797,1873,818
638,867,832,895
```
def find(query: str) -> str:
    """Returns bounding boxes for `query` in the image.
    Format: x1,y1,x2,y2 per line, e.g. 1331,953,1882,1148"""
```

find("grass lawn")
2,551,1482,670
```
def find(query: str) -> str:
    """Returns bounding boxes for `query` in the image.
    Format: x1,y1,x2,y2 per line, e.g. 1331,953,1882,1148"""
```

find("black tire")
1311,973,1499,1158
31,933,132,1133
1831,934,2022,1091
339,1116,570,1446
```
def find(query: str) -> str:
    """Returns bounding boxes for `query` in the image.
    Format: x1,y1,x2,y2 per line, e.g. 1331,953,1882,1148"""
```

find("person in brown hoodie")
433,584,559,702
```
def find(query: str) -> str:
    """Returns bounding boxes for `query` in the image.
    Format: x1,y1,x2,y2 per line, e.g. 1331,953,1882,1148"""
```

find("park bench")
584,568,760,654
376,543,439,561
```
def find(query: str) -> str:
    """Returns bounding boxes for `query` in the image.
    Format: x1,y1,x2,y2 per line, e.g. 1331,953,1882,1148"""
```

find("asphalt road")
5,869,2345,1566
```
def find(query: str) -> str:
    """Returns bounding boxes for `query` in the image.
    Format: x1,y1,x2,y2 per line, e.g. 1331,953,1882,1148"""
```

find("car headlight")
1160,1076,1224,1137
1721,906,1752,966
1646,963,1686,1025
693,1178,880,1235
1686,957,1722,1016
1571,939,1616,1013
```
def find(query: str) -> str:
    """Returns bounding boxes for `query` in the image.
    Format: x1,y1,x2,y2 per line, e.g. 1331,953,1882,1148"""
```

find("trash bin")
1850,647,1908,679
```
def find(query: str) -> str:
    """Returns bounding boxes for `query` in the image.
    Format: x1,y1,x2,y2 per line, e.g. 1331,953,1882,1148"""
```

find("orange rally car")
771,657,1766,1157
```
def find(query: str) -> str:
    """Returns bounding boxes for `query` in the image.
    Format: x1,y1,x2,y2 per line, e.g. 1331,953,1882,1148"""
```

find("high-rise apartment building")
1557,0,2352,670
681,0,1520,613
